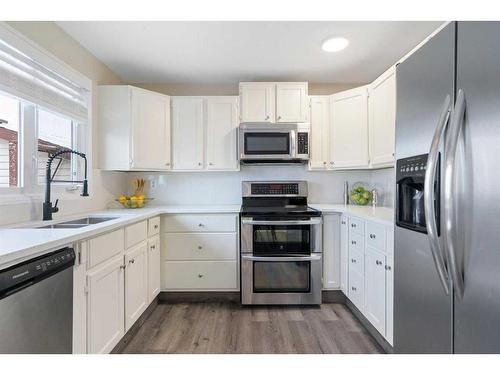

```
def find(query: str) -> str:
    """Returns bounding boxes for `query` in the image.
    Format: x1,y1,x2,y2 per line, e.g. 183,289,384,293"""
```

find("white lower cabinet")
147,235,161,303
348,269,365,311
364,247,387,335
323,214,341,289
125,241,149,331
87,254,125,354
340,215,349,294
161,213,239,291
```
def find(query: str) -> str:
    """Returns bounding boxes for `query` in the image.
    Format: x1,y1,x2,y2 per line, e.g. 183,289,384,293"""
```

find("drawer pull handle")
154,224,159,229
351,224,356,228
198,223,205,227
129,259,135,264
351,259,356,263
197,274,204,278
351,240,356,245
386,265,392,271
370,234,376,239
151,245,156,250
120,265,126,270
376,260,382,266
197,245,203,250
351,286,357,291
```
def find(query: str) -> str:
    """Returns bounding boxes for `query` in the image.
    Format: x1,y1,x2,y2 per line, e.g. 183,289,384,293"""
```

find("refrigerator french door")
395,21,500,354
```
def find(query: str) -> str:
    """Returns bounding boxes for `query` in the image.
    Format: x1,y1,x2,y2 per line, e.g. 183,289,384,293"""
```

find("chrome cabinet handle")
198,162,202,166
376,260,383,266
385,265,392,271
265,115,270,120
120,265,126,270
197,274,204,278
351,259,356,263
129,259,135,264
150,245,156,250
277,115,282,120
197,245,203,250
424,94,452,296
444,89,467,299
351,286,357,291
351,223,356,228
369,234,376,239
351,240,356,245
198,223,204,227
209,162,214,166
154,224,158,229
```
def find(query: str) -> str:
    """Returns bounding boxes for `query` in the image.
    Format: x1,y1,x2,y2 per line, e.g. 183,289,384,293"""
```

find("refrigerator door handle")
444,89,466,299
424,94,452,295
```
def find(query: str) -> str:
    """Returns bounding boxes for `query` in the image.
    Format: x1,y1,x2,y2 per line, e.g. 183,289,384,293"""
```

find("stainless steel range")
240,181,322,305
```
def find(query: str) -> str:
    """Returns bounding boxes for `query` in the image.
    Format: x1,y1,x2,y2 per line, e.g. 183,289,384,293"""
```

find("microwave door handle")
242,254,322,262
444,89,466,300
290,130,296,158
241,218,323,226
424,94,452,296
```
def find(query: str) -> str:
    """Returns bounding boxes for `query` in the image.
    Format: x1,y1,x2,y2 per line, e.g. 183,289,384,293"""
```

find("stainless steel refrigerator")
394,21,500,353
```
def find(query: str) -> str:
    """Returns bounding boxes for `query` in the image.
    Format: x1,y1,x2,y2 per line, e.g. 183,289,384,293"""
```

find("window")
0,92,21,187
0,24,91,197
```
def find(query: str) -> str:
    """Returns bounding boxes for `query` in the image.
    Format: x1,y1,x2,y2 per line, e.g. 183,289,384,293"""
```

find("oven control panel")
251,183,299,195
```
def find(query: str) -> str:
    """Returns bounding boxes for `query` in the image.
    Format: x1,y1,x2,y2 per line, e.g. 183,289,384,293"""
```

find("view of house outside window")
0,92,21,188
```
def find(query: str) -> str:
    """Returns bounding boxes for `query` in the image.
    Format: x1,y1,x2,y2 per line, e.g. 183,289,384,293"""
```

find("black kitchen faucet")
43,148,89,221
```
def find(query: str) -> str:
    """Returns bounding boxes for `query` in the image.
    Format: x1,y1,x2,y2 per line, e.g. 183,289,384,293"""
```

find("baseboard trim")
345,299,393,354
111,297,158,354
158,291,240,303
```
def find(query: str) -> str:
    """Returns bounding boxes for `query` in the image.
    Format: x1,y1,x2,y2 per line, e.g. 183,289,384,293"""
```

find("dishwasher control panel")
0,247,75,299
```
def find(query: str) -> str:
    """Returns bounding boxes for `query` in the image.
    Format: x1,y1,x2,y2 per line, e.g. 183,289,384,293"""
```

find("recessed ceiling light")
322,37,349,52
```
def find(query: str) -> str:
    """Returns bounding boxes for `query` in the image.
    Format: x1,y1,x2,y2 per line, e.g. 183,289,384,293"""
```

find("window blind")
0,38,88,122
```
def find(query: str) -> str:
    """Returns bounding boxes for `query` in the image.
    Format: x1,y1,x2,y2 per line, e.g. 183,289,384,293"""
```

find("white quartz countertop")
0,204,241,270
309,204,394,226
0,203,393,270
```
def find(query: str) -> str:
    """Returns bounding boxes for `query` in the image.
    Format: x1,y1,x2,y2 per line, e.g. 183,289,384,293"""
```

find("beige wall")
134,82,362,96
2,21,125,225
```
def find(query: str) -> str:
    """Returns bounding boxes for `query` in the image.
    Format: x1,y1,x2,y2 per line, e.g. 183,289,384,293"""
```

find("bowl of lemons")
116,179,153,209
350,183,372,206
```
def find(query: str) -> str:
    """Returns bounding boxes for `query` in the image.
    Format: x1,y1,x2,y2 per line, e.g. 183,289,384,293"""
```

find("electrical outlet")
150,179,157,190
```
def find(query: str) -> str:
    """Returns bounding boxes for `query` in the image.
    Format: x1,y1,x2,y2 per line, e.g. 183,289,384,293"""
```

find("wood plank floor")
119,302,383,354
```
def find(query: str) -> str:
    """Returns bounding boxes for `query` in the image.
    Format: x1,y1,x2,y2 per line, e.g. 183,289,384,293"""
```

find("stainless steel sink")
36,216,120,229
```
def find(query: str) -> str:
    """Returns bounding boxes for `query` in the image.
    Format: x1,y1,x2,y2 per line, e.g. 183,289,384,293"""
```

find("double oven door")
240,216,322,305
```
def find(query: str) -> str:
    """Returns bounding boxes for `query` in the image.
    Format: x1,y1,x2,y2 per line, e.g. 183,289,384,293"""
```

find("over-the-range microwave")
239,123,310,164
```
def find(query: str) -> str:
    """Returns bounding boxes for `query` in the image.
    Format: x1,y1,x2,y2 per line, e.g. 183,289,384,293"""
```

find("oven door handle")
241,254,322,262
241,218,322,226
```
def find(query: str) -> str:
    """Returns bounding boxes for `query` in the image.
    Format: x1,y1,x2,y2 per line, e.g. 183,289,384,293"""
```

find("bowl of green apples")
350,184,372,206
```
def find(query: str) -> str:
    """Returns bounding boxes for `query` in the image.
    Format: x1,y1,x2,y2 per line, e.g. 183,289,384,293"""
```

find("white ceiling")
57,21,443,84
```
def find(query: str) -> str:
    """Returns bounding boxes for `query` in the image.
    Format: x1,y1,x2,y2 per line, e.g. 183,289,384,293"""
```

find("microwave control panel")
297,133,309,155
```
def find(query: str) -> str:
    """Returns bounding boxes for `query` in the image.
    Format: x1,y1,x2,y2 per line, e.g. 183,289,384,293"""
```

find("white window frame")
0,22,92,204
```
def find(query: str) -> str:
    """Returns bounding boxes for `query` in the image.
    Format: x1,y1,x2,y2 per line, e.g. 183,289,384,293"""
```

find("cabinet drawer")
162,232,237,261
162,261,237,290
88,229,124,269
348,269,365,312
148,216,160,237
162,214,237,233
125,220,148,249
349,217,364,235
348,232,364,254
366,221,386,252
348,246,364,275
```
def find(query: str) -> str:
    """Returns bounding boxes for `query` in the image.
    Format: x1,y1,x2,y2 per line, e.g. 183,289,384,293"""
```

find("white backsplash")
370,167,396,208
127,165,395,207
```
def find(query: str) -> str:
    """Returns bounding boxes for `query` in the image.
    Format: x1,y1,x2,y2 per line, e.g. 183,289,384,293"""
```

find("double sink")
36,216,119,229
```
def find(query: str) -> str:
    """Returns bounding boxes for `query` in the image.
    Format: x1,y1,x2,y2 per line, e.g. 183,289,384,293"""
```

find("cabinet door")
330,86,369,168
73,241,87,354
125,241,149,331
364,248,386,335
87,255,125,354
323,214,341,289
385,255,394,345
148,235,161,303
369,67,396,167
276,82,308,122
239,82,275,122
309,96,330,170
171,97,205,170
340,215,349,294
206,96,239,170
131,88,171,170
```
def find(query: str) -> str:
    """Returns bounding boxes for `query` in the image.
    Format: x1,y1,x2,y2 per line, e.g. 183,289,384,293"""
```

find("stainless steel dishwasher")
0,247,75,353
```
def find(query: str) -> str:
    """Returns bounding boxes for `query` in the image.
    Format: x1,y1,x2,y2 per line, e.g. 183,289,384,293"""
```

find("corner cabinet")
98,85,171,171
329,86,370,169
309,96,330,170
171,96,239,171
368,67,396,168
239,82,308,123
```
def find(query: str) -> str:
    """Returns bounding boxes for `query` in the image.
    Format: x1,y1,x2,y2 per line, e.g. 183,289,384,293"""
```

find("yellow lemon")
118,195,127,203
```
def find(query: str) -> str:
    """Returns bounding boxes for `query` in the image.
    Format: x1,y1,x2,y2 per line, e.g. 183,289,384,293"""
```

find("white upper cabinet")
309,96,330,170
98,85,171,171
171,96,239,172
275,82,308,122
239,82,275,122
329,86,370,169
171,97,205,170
369,67,396,168
206,96,239,170
239,82,308,123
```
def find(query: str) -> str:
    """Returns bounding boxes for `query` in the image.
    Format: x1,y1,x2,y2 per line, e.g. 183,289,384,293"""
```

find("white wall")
126,166,374,205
